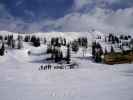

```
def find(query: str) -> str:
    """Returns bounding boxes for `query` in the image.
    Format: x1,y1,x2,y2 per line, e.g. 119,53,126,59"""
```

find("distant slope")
0,30,104,43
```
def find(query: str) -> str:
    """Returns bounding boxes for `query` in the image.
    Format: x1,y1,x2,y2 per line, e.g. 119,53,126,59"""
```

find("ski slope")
0,31,133,100
0,55,133,100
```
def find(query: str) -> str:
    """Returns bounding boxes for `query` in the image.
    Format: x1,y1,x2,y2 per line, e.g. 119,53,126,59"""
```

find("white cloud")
73,0,92,10
43,7,133,33
5,6,132,33
1,0,133,34
73,0,120,11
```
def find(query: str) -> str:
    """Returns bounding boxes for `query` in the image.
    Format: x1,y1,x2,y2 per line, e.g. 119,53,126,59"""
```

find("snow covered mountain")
0,30,133,100
0,30,102,41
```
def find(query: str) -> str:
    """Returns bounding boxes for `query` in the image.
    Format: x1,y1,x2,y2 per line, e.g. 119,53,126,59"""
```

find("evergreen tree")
81,37,88,57
17,39,23,49
63,38,66,46
66,44,71,64
12,40,15,49
17,35,23,49
115,36,119,43
31,36,40,47
124,36,128,40
43,37,47,44
120,35,124,40
95,43,103,62
105,37,107,42
47,44,52,54
59,51,63,60
24,35,30,42
92,42,96,58
95,51,101,62
128,35,131,39
0,43,5,56
104,47,108,55
4,36,7,40
0,35,3,40
7,35,14,48
92,42,103,62
71,41,79,53
30,36,36,43
111,46,115,53
130,39,133,51
34,38,40,47
54,49,58,62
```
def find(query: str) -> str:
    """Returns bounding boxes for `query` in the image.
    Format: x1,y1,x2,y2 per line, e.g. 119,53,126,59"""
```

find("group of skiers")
39,64,52,70
38,62,78,71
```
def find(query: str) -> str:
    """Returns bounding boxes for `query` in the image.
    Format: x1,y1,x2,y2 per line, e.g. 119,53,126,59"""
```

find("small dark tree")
108,34,113,42
31,37,40,47
95,51,101,62
130,39,133,51
71,41,79,53
30,36,36,43
0,35,3,40
7,35,14,48
104,47,108,55
54,49,63,62
47,44,52,53
17,39,23,49
34,38,40,47
0,43,5,56
81,38,88,57
66,44,71,64
17,35,23,49
43,37,47,44
4,36,7,40
12,40,15,49
128,35,131,39
54,49,59,62
120,35,124,40
111,46,115,53
92,42,103,63
92,42,96,58
115,36,120,43
105,37,107,42
24,35,30,42
63,38,66,46
112,35,115,44
124,36,128,40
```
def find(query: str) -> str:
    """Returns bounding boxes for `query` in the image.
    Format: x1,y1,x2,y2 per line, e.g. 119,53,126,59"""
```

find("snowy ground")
0,31,133,100
0,43,133,100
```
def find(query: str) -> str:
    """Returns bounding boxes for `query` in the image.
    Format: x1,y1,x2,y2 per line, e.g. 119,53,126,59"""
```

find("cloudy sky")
0,0,133,33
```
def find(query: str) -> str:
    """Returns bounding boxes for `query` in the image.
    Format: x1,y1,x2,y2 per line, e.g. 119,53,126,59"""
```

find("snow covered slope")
0,30,96,42
0,47,133,100
0,30,133,100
